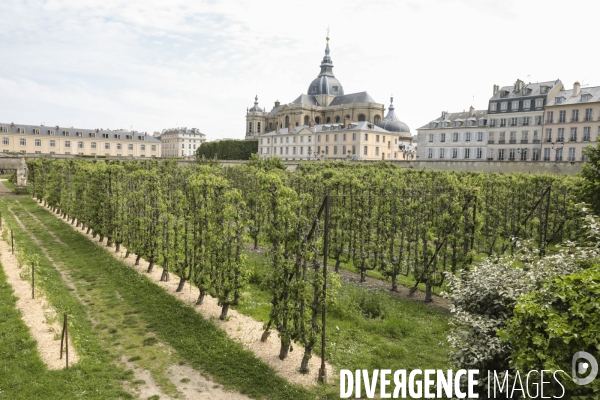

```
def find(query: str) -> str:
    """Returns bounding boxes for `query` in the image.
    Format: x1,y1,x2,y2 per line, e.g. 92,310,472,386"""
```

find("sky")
1,0,598,140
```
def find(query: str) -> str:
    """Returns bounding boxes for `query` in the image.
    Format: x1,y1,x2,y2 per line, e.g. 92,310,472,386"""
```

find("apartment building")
486,79,563,161
542,82,600,162
416,106,488,161
158,127,206,158
0,122,160,157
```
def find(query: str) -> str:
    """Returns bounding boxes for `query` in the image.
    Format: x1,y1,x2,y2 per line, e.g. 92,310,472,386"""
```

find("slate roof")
545,86,600,106
262,121,398,136
328,92,375,106
0,122,159,142
490,80,561,100
418,110,488,130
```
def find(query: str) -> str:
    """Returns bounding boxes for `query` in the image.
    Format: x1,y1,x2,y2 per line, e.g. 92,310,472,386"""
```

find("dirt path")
0,221,79,369
0,179,22,198
41,203,334,388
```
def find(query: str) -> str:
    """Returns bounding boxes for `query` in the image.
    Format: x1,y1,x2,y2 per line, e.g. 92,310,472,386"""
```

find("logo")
572,351,598,386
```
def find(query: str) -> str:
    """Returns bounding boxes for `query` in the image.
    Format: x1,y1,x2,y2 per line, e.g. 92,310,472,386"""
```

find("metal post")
11,230,14,253
318,195,330,383
32,262,35,299
65,313,69,369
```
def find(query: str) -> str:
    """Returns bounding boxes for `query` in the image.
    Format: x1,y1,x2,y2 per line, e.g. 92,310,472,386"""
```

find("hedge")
196,140,258,160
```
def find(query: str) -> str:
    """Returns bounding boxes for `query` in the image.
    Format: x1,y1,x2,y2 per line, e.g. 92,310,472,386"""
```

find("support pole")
11,230,14,253
318,195,330,383
32,262,35,299
541,186,551,257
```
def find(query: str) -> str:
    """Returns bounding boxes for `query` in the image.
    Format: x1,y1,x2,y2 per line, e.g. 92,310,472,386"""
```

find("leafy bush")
502,262,600,397
445,211,600,396
330,285,395,320
196,140,258,160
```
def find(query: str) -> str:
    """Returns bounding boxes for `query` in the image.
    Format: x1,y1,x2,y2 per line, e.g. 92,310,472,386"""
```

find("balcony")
487,157,494,161
583,136,591,142
520,139,529,144
546,138,552,142
488,140,495,144
546,120,554,124
498,140,506,144
532,139,540,144
509,139,517,144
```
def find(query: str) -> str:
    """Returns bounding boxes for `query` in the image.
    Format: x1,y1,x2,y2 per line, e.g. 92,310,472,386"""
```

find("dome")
307,40,344,96
248,95,263,113
376,97,410,133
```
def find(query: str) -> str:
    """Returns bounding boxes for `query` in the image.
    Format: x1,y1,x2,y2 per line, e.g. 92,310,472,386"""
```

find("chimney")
343,116,350,128
441,111,446,120
493,84,499,95
469,106,475,117
573,81,581,97
275,100,280,108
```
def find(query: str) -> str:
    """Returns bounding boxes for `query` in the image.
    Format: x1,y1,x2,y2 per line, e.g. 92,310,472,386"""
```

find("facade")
486,79,563,161
252,37,412,159
542,82,600,162
417,107,488,161
0,122,160,157
158,127,206,158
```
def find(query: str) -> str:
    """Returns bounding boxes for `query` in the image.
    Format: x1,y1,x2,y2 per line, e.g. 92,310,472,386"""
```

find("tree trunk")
106,237,112,247
135,254,141,266
279,339,290,361
71,218,75,225
125,250,129,258
86,227,91,235
99,235,103,242
391,274,398,292
425,284,433,303
146,258,154,273
176,277,186,292
360,268,366,283
300,345,314,374
335,257,341,273
115,243,120,252
219,304,229,320
196,290,205,305
160,267,169,282
260,330,272,342
253,236,258,250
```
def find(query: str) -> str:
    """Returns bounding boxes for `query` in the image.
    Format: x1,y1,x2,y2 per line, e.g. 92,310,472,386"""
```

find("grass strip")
10,198,315,400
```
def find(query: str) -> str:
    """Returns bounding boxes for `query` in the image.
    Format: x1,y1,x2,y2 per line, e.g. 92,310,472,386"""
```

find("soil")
44,204,334,388
0,221,79,369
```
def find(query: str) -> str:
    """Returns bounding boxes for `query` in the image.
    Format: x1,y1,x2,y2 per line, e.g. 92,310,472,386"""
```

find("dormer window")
102,133,109,138
540,86,549,94
454,121,461,127
581,94,592,102
500,90,509,98
63,130,70,136
466,120,474,127
17,127,25,133
555,96,564,104
48,129,55,135
311,85,317,93
76,131,83,137
429,122,437,128
332,86,339,94
33,128,39,134
442,121,449,128
478,118,486,126
511,101,519,111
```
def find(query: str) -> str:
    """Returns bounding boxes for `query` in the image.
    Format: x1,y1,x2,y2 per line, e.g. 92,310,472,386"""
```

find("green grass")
1,179,29,195
1,198,316,399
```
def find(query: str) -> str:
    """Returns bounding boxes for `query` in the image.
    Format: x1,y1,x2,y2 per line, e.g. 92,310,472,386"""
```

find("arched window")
295,122,299,127
344,114,350,121
326,116,331,123
335,116,341,123
315,116,321,125
257,122,261,133
374,115,381,124
304,115,309,125
248,122,253,133
269,122,273,131
285,116,290,127
358,114,366,122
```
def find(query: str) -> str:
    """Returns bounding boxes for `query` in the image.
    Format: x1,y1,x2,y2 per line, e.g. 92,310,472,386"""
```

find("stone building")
543,82,600,162
250,37,413,160
0,122,160,157
158,127,206,158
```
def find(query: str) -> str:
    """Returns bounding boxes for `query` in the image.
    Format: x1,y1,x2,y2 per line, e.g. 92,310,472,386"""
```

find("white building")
159,127,206,158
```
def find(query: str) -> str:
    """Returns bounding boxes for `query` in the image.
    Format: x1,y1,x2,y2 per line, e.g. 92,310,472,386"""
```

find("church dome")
248,95,263,113
307,39,344,96
377,97,410,133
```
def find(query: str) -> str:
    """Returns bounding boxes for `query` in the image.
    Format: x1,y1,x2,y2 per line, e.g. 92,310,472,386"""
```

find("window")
498,149,505,161
585,108,593,122
555,148,563,161
440,133,446,142
375,147,379,156
454,121,461,127
19,138,26,146
476,148,483,159
490,119,497,127
1,137,8,145
510,131,516,143
465,132,471,142
363,146,368,156
510,118,518,127
568,147,576,161
50,140,56,148
521,131,528,142
91,142,97,149
439,148,445,159
535,116,542,125
570,127,577,142
65,141,70,148
453,132,459,142
325,135,329,142
102,133,109,139
1,127,6,132
500,118,506,127
105,143,110,150
478,118,486,126
555,96,564,104
352,133,356,141
536,99,543,108
544,148,550,161
464,148,470,159
499,131,506,143
547,111,554,123
76,131,83,137
523,117,530,126
342,145,346,155
317,135,321,143
501,102,507,111
582,94,592,102
546,129,552,142
559,110,566,123
523,100,530,110
141,145,146,151
509,149,516,161
48,129,55,135
63,130,70,136
520,149,528,161
33,128,40,134
17,127,25,133
428,148,433,158
557,128,564,142
533,130,540,142
376,135,380,142
490,103,497,112
511,101,519,111
117,143,122,150
300,147,304,155
357,114,366,122
257,122,261,133
317,146,320,154
78,141,84,149
477,132,483,141
341,133,345,141
572,109,579,122
364,134,368,141
452,148,458,159
532,148,540,161
35,139,41,147
428,134,433,142
352,145,356,155
584,127,591,141
333,146,337,155
128,144,134,151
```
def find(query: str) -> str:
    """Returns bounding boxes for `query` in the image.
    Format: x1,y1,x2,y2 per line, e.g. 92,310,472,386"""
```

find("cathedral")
246,37,414,161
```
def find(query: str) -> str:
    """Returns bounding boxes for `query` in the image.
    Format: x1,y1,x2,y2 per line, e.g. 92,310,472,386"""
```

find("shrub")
502,263,600,397
196,140,258,161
